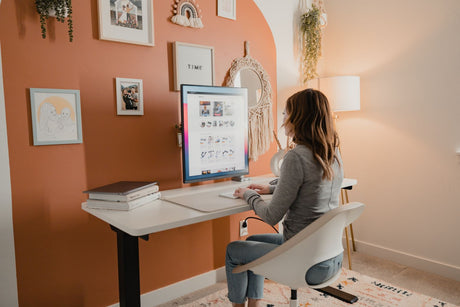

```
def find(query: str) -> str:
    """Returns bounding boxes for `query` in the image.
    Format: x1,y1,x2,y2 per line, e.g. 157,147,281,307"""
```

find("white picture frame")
29,88,83,146
98,0,155,46
115,78,144,115
217,0,236,20
173,42,215,91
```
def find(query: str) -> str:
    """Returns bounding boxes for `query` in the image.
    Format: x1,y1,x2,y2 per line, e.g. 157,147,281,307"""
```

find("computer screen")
180,84,249,183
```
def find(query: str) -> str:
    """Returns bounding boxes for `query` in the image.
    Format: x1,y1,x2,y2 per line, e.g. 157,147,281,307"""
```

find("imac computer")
180,84,249,183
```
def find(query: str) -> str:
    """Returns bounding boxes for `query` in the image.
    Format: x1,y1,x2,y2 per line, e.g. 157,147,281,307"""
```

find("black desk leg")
110,226,141,307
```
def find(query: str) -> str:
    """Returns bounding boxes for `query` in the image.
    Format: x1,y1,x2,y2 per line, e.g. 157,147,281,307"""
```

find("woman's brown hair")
283,89,340,180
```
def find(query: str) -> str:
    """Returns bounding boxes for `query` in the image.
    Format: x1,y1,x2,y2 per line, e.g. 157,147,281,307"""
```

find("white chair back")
233,202,365,289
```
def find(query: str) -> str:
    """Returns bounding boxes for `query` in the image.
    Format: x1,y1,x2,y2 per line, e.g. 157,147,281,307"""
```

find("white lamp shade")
319,76,360,112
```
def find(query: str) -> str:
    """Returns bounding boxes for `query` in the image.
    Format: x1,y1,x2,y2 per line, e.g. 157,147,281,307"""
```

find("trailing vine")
35,0,73,42
300,4,322,83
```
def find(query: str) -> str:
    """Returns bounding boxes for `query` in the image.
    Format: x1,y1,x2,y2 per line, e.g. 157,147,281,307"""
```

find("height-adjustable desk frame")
82,177,357,307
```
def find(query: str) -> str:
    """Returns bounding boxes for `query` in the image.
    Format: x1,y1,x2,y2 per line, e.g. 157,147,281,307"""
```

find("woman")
226,89,344,307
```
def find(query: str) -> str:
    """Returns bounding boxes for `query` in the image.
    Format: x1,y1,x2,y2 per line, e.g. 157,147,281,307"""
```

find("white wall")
321,0,460,280
255,0,460,281
0,42,19,305
253,0,305,147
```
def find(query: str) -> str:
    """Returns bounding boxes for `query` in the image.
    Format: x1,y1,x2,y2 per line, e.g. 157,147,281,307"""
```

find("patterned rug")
182,269,458,307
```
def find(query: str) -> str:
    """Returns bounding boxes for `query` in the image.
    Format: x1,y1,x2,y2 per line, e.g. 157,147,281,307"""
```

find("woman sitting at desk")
227,89,344,307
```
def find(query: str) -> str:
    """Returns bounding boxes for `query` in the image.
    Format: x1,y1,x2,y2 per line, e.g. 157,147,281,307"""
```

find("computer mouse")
269,178,278,185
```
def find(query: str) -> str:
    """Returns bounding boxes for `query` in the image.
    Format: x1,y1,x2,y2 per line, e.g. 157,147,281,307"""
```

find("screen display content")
180,85,249,183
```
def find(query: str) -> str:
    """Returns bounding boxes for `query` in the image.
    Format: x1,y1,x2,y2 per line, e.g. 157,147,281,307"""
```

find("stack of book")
83,181,160,210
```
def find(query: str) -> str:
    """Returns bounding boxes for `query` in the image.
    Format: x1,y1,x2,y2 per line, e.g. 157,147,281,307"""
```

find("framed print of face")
29,88,83,146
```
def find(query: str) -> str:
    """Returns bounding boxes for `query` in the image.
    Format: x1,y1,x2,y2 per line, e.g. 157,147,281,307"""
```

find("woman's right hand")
246,184,271,194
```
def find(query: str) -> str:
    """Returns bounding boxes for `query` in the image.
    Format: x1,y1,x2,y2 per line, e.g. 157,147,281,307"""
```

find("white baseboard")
345,238,460,282
108,267,226,307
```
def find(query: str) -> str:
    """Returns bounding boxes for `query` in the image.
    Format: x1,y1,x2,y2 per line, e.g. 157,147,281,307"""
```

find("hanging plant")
300,4,322,83
35,0,73,42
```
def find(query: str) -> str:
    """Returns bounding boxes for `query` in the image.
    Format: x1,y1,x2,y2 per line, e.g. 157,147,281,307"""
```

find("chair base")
288,287,357,306
317,286,358,304
290,289,297,307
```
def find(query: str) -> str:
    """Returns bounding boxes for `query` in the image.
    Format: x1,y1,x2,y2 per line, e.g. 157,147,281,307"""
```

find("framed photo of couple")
98,0,154,46
115,78,144,115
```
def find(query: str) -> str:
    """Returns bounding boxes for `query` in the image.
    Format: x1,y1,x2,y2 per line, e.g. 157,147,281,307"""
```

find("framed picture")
217,0,236,20
173,42,215,91
29,88,83,146
116,78,144,115
98,0,154,46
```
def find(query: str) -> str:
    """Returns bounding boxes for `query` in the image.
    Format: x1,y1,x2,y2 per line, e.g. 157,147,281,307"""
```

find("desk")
82,176,357,307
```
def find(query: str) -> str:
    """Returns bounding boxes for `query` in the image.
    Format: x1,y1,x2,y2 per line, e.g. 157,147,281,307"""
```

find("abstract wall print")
30,88,83,146
98,0,154,46
217,0,236,20
173,42,214,91
116,78,144,115
171,0,203,28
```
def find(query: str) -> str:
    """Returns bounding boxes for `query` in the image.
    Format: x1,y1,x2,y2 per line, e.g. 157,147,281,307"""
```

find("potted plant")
35,0,73,42
300,4,322,83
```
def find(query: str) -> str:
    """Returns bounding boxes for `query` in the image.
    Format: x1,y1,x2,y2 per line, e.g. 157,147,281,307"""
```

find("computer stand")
231,175,251,182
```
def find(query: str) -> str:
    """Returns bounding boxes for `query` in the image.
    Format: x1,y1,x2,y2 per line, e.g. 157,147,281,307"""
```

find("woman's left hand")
233,187,250,199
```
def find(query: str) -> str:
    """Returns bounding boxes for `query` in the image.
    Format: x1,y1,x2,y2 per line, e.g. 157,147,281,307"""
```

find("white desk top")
82,176,357,237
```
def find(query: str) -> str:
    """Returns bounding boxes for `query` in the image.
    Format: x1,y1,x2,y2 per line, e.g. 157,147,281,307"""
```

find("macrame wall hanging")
226,42,273,161
299,0,327,83
171,0,204,28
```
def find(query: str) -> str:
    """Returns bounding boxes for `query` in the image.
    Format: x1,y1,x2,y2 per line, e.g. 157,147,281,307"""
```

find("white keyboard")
219,191,239,199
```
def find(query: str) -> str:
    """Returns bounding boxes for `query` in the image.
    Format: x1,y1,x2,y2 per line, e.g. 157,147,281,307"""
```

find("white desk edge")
82,177,358,237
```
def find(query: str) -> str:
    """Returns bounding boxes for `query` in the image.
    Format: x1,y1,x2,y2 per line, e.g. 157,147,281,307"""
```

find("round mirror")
234,69,263,108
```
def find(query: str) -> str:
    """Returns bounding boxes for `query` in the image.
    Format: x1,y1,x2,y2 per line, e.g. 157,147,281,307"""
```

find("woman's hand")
233,184,271,199
233,187,250,199
246,184,271,194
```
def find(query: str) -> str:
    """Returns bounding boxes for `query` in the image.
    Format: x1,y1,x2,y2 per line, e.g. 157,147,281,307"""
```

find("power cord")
242,217,279,234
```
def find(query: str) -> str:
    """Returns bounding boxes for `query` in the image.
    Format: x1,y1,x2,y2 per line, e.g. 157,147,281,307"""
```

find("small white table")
82,176,357,307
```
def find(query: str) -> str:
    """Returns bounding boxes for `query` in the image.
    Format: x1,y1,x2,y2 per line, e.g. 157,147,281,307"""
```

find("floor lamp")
318,76,360,269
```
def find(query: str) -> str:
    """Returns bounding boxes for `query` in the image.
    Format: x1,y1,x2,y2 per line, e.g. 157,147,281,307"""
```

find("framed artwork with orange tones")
217,0,236,20
98,0,155,46
29,88,83,146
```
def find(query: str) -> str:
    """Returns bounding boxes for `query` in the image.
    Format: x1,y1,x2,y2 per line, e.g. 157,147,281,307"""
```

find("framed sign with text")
173,42,215,91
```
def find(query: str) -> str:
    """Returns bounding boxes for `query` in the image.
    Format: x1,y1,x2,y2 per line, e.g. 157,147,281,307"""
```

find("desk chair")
233,202,365,306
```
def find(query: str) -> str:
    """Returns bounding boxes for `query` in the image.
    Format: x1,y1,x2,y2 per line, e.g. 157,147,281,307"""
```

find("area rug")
181,269,458,307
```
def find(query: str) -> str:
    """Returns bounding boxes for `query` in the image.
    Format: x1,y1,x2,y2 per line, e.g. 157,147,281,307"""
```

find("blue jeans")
225,233,343,304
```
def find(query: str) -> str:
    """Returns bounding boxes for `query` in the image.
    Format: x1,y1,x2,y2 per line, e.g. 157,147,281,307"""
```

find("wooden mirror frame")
226,41,273,161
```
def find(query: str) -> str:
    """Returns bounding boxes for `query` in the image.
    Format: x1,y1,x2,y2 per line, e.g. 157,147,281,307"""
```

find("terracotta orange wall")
0,0,277,305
